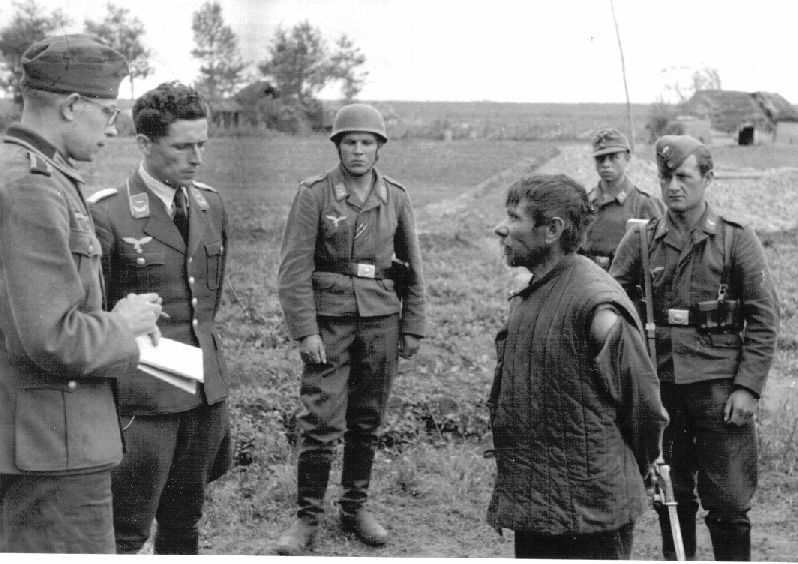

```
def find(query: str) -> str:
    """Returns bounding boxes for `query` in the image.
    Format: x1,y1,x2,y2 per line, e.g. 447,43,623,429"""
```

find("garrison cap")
655,134,705,175
591,128,630,156
22,34,128,99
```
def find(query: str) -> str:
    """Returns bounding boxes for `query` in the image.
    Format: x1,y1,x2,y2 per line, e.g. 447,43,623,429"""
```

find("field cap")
656,135,705,175
592,128,631,156
22,34,128,99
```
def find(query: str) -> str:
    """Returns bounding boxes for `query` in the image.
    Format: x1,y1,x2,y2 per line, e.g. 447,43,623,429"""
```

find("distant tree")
258,21,327,103
327,34,367,102
190,1,246,99
0,0,70,105
692,67,722,93
84,2,153,100
659,65,723,104
258,22,368,103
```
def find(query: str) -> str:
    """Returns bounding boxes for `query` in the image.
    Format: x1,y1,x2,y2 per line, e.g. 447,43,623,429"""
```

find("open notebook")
136,336,204,394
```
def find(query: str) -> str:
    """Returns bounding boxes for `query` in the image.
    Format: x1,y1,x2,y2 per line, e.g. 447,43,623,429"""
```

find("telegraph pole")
610,0,635,151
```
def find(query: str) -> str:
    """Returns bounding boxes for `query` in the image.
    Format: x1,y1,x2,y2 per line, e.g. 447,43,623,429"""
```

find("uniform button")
188,257,193,264
136,257,145,265
188,276,196,284
67,380,77,391
191,297,198,306
220,245,224,253
88,244,94,253
192,319,198,327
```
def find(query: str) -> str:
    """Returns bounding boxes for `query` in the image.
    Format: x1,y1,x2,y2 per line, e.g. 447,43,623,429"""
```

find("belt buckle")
355,263,376,278
667,308,690,325
594,256,610,269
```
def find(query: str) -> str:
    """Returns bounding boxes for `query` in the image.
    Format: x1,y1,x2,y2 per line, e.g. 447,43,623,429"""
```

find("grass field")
83,129,798,558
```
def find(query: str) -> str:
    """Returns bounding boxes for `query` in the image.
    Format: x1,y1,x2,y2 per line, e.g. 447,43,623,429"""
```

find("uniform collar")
3,123,83,183
655,204,719,241
138,162,185,215
588,176,630,205
330,164,388,203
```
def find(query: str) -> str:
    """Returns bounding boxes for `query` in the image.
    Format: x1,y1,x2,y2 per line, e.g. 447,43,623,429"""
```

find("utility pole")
610,0,635,151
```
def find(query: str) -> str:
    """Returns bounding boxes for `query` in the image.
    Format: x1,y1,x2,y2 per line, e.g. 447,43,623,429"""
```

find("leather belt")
315,261,385,279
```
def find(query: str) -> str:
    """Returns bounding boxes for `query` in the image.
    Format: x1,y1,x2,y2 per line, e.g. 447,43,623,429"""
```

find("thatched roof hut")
684,90,798,133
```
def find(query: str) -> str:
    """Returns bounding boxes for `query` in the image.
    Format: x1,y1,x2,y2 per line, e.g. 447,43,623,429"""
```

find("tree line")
0,0,367,130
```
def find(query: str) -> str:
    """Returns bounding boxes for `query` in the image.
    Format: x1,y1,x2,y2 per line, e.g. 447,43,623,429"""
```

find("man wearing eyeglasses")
582,128,664,270
88,82,230,555
0,34,164,553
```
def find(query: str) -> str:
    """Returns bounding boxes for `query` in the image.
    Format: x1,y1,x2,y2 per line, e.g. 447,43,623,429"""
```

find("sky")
1,0,797,104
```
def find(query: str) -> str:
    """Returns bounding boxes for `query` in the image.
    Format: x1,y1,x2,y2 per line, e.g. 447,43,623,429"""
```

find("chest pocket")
69,229,100,270
205,241,223,289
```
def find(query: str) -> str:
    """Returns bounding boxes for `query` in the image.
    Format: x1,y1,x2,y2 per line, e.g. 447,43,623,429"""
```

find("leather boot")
657,503,698,560
297,448,333,522
340,436,375,511
706,513,751,561
275,448,332,555
153,525,199,555
339,506,388,546
275,516,318,556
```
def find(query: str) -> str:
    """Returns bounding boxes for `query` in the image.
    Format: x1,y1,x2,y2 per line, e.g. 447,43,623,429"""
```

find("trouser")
514,521,635,559
295,314,399,521
0,470,115,554
111,400,229,554
657,380,757,561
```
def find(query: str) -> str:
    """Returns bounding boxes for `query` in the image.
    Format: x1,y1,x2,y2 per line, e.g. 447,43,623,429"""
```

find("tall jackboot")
339,437,388,546
154,527,199,555
275,449,333,556
657,503,698,560
706,513,751,561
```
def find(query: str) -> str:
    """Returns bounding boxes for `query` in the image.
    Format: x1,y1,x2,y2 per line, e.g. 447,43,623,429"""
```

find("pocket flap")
69,230,100,257
205,240,223,256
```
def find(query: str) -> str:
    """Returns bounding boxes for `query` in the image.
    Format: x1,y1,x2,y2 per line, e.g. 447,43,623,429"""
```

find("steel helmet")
330,103,388,143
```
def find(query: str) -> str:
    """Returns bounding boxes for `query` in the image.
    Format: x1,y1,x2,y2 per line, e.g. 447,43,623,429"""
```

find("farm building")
208,98,243,129
683,90,798,144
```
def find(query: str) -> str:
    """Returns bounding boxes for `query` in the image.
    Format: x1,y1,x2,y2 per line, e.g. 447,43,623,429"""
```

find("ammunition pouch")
692,299,741,333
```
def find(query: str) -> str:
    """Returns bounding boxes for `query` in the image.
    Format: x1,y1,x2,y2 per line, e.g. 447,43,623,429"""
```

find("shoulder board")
192,180,217,192
86,187,118,204
27,152,52,176
382,174,406,191
720,215,746,229
299,173,327,189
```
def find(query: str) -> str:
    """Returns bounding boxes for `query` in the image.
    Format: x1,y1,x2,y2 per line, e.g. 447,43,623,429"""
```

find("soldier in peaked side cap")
582,128,664,270
276,103,427,555
610,135,779,560
87,82,230,555
0,34,163,553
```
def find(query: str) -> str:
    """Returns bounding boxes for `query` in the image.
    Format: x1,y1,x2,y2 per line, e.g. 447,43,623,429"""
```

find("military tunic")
583,178,664,268
610,205,778,396
0,124,138,475
89,169,229,413
279,164,426,339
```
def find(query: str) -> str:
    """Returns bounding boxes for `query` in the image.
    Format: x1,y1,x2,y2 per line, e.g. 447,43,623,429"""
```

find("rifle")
629,219,685,561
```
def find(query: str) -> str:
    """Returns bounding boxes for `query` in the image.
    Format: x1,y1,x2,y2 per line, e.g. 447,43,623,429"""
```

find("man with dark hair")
0,34,163,554
583,128,664,270
611,135,779,561
276,103,427,554
88,81,231,555
488,173,667,560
